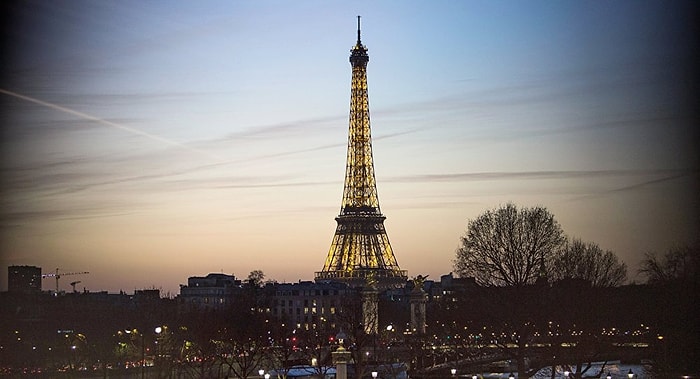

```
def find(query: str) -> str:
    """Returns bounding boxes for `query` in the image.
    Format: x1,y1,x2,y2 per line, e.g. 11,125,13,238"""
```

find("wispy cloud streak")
568,172,696,202
387,169,695,183
0,88,221,161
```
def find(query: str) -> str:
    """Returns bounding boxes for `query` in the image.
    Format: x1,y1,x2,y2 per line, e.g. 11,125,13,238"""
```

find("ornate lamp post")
451,368,457,377
332,331,351,379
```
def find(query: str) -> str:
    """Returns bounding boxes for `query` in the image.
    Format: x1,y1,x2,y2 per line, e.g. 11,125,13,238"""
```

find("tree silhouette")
551,238,627,287
639,245,699,284
246,270,266,288
452,203,636,377
454,203,566,287
639,245,699,375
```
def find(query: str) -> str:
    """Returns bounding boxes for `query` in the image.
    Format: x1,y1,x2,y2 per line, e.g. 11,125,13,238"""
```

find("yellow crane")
42,268,89,292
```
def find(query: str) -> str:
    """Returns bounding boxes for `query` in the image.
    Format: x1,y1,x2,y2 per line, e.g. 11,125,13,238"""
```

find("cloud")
386,169,693,184
568,171,697,201
215,115,345,142
215,180,336,190
0,203,142,229
0,88,220,161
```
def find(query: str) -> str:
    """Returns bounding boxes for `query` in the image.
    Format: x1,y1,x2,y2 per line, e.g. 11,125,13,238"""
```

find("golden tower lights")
316,17,407,288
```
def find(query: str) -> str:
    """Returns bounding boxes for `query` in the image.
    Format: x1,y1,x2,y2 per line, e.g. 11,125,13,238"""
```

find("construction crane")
70,281,81,293
42,268,89,293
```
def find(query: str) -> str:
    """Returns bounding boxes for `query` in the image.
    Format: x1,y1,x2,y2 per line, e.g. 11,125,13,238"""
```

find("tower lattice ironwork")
315,16,407,288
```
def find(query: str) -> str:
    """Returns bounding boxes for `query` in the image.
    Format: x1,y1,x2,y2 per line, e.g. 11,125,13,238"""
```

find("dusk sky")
1,1,698,295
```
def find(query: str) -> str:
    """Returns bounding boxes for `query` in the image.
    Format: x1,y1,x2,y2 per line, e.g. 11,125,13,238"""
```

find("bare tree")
294,327,337,379
552,238,627,287
454,203,566,286
639,245,699,375
334,289,377,379
639,245,699,284
247,270,266,287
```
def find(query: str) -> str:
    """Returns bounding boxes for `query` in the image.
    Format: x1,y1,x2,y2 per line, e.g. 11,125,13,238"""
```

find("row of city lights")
3,326,650,378
446,369,637,378
433,321,652,337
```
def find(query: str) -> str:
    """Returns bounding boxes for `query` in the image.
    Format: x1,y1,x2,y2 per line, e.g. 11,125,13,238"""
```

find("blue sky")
1,1,698,294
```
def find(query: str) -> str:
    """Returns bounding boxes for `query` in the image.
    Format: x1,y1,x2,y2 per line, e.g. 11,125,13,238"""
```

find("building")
178,273,242,312
7,265,42,294
270,281,350,331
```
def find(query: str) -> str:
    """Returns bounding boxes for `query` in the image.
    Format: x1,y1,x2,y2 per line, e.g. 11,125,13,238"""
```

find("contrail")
0,88,221,161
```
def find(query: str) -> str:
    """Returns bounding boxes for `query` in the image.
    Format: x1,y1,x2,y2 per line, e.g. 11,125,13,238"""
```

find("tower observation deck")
315,17,408,288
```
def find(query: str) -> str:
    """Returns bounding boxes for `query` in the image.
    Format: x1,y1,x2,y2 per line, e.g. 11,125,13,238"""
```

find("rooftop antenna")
356,15,362,45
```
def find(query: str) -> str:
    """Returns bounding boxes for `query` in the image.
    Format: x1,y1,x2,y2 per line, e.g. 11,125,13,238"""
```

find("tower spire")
316,18,407,289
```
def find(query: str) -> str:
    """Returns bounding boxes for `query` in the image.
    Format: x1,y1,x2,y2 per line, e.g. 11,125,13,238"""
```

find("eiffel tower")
315,16,407,288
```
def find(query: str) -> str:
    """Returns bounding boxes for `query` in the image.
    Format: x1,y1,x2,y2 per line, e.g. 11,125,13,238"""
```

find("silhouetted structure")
178,273,242,312
7,265,41,294
316,16,407,288
271,281,350,330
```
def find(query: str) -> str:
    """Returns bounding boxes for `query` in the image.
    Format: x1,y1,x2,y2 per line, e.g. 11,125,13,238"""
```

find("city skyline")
1,1,698,295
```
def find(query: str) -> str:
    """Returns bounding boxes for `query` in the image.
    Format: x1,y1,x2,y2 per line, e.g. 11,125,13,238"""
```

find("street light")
606,373,611,379
509,374,515,379
628,369,634,379
264,374,270,379
451,368,457,376
259,369,265,377
372,371,378,378
472,375,478,379
564,370,570,378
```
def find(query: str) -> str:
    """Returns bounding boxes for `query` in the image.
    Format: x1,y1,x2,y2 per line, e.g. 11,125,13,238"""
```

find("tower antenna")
356,15,361,45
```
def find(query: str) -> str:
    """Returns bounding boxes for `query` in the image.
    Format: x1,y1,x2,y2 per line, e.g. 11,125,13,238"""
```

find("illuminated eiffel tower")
315,17,407,288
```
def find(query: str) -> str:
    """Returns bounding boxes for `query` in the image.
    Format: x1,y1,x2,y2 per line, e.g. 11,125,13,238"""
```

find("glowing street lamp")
564,371,570,378
259,369,265,377
451,368,457,377
628,369,634,379
509,374,515,379
372,371,378,378
606,373,611,379
264,374,270,379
